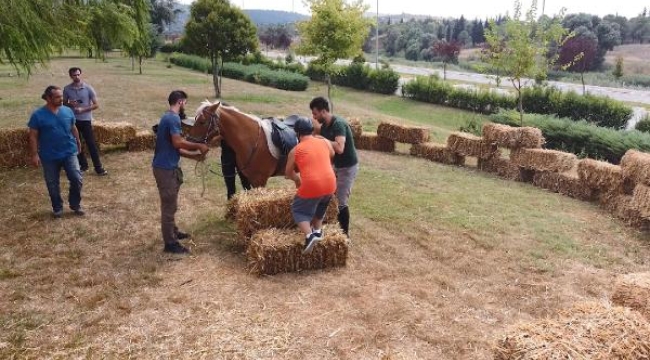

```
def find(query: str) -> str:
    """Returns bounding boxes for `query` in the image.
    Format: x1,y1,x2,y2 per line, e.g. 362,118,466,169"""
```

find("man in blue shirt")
153,90,210,254
28,86,84,218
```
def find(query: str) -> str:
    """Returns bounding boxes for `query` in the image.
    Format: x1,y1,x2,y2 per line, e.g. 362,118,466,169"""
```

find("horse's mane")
193,100,261,123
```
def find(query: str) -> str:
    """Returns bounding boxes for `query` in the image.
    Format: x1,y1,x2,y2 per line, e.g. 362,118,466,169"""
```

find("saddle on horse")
267,115,306,156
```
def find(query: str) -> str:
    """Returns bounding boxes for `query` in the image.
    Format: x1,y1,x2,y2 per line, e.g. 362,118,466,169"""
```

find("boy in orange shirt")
285,117,336,254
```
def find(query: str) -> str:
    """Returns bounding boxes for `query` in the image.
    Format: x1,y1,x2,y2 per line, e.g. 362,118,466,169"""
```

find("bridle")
185,107,220,144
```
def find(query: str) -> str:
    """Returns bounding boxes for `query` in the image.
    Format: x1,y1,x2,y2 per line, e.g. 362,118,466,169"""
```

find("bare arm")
28,128,40,167
332,135,346,154
284,148,300,187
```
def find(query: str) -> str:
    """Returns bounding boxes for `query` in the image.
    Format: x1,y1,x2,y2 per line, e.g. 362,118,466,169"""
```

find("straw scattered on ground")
493,301,650,360
612,272,650,321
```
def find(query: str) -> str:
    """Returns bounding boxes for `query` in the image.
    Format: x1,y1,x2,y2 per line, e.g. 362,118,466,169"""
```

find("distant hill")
163,7,309,35
245,10,309,25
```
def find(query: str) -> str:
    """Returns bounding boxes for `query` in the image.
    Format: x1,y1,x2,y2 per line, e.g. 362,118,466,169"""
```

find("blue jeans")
41,155,83,212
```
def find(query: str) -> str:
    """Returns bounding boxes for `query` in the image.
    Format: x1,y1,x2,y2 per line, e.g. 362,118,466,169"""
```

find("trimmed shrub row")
490,110,650,164
402,75,633,128
306,62,401,95
168,53,309,91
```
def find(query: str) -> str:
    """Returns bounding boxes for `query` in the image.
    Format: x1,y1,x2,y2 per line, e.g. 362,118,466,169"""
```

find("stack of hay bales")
0,128,30,168
479,123,545,182
126,130,156,152
612,272,650,321
577,158,624,198
93,121,137,145
247,228,348,275
226,187,346,275
377,121,430,145
233,187,338,242
493,301,650,359
410,142,464,165
605,150,650,229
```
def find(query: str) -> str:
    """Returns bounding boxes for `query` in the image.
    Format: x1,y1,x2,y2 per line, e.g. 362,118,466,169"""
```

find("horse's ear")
208,102,220,112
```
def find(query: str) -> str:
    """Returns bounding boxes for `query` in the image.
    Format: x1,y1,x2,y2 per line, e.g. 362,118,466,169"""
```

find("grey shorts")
335,163,359,208
291,194,332,224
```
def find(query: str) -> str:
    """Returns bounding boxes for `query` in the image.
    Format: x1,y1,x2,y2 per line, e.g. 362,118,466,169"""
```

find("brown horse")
184,100,284,187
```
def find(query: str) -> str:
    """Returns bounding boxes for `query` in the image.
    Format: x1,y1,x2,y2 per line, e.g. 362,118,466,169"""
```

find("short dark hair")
41,85,61,100
309,96,329,112
168,90,188,105
68,67,82,76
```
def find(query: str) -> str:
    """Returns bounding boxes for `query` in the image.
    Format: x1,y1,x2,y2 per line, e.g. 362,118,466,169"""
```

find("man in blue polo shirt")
153,90,210,254
28,85,85,218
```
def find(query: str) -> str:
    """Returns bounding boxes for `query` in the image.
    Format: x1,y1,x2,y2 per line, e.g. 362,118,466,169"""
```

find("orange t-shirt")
294,137,336,198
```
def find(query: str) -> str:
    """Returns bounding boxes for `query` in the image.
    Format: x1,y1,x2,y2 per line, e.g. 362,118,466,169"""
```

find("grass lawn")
0,54,649,359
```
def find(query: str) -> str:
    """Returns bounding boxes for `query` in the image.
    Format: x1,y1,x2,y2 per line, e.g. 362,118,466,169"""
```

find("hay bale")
612,272,650,321
377,121,430,144
631,183,650,218
355,132,395,152
0,128,30,168
446,132,498,159
247,228,348,275
493,301,650,360
93,121,137,145
482,123,544,149
478,156,523,181
532,171,595,201
126,130,155,152
234,187,339,243
621,150,650,186
510,148,577,173
0,128,29,153
349,118,363,139
577,159,623,194
410,142,465,165
600,192,650,231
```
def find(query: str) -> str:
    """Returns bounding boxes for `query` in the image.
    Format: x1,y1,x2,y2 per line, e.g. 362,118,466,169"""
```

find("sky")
177,0,645,19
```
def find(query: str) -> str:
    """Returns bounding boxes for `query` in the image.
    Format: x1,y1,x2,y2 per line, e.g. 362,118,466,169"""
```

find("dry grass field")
605,44,650,76
1,55,649,359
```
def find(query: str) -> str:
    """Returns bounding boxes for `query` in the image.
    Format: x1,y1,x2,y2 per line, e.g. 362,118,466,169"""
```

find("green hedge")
489,110,650,164
402,75,633,128
306,62,400,95
169,53,309,91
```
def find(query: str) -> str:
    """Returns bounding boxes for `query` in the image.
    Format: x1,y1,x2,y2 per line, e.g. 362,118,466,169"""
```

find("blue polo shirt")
27,106,78,162
152,111,182,170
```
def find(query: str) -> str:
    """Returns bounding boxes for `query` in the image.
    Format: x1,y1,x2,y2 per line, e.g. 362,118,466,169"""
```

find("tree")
84,1,139,61
183,0,258,98
0,1,90,75
558,32,598,94
613,56,624,78
296,0,372,107
150,0,182,34
483,0,567,124
124,0,153,74
433,41,461,80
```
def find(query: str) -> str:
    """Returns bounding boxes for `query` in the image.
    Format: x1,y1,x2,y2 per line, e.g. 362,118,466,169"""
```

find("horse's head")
185,100,222,144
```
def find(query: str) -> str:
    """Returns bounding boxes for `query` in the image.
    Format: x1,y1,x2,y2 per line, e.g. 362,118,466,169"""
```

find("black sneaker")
71,207,85,216
164,242,189,254
176,231,191,240
302,233,321,255
311,228,324,240
96,169,108,176
80,166,89,172
52,209,64,218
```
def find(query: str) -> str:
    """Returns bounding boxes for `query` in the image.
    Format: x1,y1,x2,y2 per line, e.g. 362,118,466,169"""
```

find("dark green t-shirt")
320,115,358,168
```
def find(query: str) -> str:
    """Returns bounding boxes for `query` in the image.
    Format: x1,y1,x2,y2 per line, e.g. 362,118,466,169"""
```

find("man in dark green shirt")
310,96,359,237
